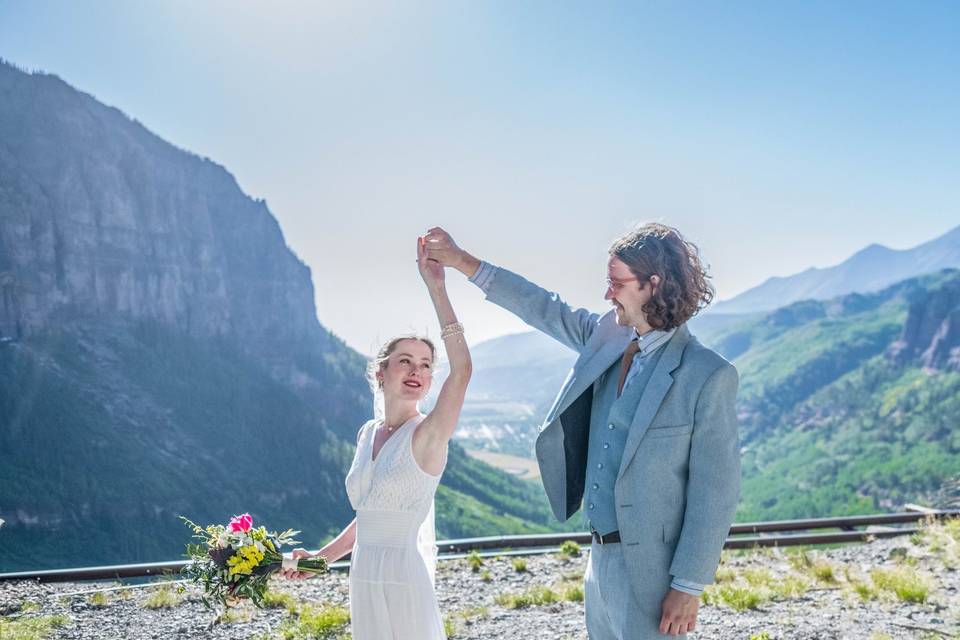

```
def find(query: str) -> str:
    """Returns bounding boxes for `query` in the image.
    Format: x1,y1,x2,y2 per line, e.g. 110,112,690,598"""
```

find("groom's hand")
422,227,480,278
659,588,699,636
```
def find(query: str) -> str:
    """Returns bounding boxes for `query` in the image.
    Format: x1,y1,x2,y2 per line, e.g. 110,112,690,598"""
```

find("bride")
282,233,471,639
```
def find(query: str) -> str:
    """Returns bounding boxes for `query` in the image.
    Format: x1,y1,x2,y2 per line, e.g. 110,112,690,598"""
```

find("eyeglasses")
605,277,639,292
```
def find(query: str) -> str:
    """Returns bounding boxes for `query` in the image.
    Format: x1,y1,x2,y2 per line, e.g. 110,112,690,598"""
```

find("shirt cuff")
467,260,497,292
670,577,705,597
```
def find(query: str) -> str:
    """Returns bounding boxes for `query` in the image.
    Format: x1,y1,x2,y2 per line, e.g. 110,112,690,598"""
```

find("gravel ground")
2,529,958,640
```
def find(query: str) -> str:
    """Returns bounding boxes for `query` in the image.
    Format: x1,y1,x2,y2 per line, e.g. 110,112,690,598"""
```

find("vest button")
597,463,603,469
608,424,615,430
592,483,599,490
603,443,610,449
588,503,595,510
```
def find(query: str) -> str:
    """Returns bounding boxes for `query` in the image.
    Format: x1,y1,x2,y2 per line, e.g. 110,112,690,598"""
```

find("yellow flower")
228,558,254,576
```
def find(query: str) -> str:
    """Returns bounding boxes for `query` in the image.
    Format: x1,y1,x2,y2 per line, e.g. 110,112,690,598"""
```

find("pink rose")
229,513,253,532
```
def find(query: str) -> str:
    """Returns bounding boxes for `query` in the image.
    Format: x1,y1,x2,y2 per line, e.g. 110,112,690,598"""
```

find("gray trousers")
584,541,686,640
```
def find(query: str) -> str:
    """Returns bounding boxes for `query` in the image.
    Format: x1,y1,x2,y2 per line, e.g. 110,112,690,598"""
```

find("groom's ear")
649,274,662,290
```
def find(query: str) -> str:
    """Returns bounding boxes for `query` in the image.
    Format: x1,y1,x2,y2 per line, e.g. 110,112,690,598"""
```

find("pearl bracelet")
440,322,464,339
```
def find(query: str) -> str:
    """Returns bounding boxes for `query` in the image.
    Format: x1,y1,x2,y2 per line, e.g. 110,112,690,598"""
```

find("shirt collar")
632,326,676,358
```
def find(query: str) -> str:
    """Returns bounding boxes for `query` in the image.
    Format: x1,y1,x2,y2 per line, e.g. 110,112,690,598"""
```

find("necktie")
616,339,641,398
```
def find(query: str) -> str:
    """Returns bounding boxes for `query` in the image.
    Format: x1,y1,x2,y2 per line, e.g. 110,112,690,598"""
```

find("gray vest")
582,345,666,534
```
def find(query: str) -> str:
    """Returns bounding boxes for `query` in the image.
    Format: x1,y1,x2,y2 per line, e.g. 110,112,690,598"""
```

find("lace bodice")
345,414,445,514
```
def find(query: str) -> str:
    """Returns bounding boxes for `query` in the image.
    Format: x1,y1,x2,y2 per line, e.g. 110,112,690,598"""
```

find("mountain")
713,269,960,520
0,60,570,571
710,225,960,315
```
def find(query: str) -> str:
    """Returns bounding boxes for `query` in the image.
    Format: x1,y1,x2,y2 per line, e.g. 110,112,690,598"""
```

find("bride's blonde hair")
367,334,436,419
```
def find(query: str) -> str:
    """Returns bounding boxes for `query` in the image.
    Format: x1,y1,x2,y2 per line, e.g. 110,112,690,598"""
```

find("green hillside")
0,322,573,571
737,358,959,520
705,270,960,521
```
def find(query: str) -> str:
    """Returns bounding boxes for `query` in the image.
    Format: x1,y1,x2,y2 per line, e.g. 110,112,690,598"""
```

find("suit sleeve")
469,261,600,353
668,362,741,585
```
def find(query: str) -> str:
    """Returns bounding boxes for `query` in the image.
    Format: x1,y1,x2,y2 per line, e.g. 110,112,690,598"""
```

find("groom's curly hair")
609,223,714,331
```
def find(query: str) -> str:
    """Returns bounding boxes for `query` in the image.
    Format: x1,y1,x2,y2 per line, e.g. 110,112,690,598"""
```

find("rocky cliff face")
0,61,569,571
887,270,960,371
0,60,342,387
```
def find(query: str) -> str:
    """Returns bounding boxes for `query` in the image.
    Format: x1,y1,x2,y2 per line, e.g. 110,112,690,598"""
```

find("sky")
1,1,958,355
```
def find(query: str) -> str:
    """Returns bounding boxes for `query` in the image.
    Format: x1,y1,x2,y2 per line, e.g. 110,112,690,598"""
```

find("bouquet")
180,513,328,608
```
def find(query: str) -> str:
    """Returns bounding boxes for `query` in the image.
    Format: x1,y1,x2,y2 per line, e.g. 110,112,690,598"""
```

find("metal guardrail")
2,509,956,583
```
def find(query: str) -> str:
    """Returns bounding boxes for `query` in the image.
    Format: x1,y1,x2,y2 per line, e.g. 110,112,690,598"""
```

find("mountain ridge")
710,224,960,315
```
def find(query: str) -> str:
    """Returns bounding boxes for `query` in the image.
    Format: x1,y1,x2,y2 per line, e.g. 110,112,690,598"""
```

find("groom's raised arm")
423,227,599,353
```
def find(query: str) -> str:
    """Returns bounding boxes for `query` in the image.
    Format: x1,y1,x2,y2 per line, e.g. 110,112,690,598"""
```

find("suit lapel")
549,330,633,423
616,325,690,481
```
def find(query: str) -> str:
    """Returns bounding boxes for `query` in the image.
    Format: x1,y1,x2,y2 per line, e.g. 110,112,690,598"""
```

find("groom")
424,223,740,639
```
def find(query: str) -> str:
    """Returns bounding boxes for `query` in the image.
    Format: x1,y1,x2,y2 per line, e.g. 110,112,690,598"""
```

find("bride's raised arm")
414,235,472,456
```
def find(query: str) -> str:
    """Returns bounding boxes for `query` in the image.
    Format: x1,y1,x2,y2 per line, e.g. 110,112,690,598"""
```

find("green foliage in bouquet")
180,514,327,609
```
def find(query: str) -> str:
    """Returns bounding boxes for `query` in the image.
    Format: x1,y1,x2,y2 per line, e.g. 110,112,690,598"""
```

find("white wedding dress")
345,413,447,639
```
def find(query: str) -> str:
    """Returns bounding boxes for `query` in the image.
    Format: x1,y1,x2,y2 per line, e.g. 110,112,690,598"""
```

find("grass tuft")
558,540,582,559
869,567,931,603
18,601,41,614
495,585,558,609
262,589,299,612
562,583,584,602
276,602,350,639
466,550,483,572
142,584,182,609
86,592,109,608
0,614,70,640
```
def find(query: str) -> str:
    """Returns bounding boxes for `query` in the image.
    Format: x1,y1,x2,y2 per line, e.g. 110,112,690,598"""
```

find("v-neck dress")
344,413,447,640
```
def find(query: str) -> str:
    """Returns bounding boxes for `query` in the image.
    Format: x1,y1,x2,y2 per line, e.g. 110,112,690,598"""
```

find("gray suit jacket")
483,266,741,587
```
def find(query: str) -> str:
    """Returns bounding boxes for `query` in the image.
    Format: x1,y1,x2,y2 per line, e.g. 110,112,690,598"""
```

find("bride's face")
379,339,434,402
